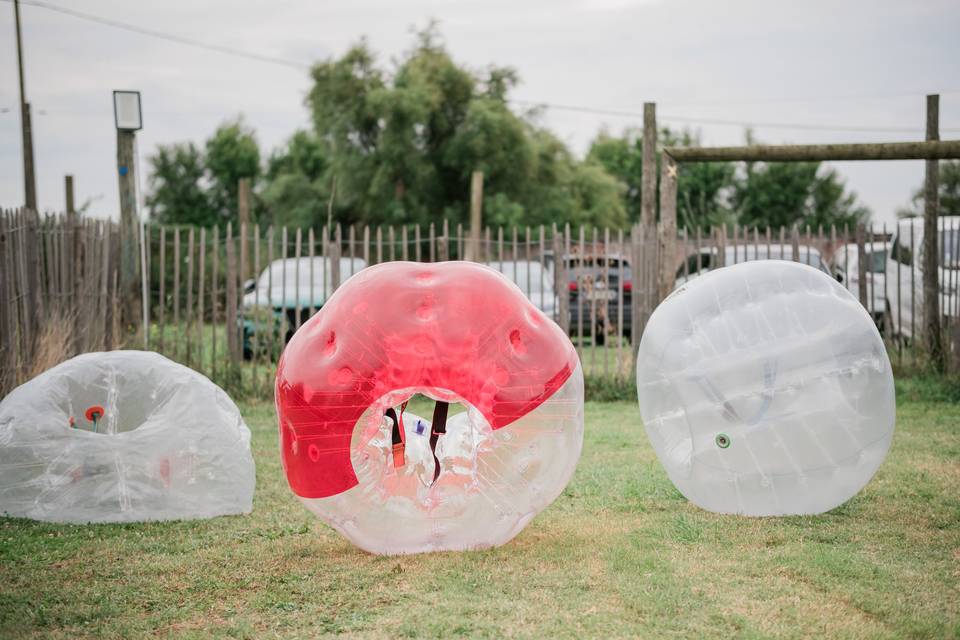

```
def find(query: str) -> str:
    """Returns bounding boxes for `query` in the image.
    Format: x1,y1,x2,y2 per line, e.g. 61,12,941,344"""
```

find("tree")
587,127,736,228
897,160,960,218
260,131,331,228
733,161,869,230
586,130,643,222
303,27,626,228
146,142,209,226
147,120,261,227
205,119,260,223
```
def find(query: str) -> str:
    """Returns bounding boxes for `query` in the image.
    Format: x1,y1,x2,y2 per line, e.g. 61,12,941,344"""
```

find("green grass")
1,399,958,639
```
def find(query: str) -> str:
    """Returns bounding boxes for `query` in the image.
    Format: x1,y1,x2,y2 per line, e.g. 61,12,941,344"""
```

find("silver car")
485,260,559,320
241,256,367,357
674,244,832,290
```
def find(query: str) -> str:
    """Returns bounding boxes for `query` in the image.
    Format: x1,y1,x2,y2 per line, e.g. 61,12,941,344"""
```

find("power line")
511,100,960,134
3,0,311,71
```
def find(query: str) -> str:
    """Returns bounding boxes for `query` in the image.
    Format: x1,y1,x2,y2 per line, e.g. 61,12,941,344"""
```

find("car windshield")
485,261,552,294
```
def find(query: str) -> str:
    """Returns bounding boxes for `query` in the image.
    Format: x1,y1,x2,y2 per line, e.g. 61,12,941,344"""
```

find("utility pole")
923,94,943,371
13,0,38,211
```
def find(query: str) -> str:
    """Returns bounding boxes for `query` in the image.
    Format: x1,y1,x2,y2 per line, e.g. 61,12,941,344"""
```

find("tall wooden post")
855,223,868,307
923,94,943,371
657,153,678,300
117,129,139,329
641,102,657,228
238,177,251,278
468,171,483,261
64,175,75,218
13,0,37,211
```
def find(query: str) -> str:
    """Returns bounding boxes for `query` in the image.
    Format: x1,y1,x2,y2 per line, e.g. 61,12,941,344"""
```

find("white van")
833,241,890,322
884,216,960,339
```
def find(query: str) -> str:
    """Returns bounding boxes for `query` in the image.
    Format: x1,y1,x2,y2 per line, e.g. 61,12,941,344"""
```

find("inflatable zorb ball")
276,261,584,555
637,261,895,516
0,351,255,523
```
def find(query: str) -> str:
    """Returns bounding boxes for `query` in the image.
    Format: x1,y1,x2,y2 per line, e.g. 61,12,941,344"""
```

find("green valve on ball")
715,433,731,449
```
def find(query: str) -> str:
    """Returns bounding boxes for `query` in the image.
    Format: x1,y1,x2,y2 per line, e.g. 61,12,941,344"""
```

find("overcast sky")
1,0,958,226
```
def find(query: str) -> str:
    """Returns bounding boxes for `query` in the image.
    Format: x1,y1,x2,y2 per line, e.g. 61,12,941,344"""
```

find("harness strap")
429,401,450,484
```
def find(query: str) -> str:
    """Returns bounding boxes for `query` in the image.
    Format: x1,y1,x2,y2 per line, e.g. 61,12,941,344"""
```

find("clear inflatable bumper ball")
0,351,255,523
276,261,584,555
637,260,895,516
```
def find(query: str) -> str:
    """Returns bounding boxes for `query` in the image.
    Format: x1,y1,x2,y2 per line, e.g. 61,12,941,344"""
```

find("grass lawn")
1,397,958,639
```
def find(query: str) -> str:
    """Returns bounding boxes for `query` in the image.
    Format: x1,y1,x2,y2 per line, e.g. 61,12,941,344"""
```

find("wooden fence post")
553,226,568,334
238,177,251,279
658,153,678,300
468,171,483,261
225,222,240,363
923,94,944,371
641,102,657,228
0,213,12,393
856,223,868,307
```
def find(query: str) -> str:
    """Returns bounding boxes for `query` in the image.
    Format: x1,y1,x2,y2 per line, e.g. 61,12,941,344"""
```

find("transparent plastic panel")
276,261,584,554
300,364,584,555
637,261,895,516
0,351,255,523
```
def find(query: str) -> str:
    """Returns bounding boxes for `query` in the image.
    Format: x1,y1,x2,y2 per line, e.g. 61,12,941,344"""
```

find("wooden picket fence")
2,207,958,398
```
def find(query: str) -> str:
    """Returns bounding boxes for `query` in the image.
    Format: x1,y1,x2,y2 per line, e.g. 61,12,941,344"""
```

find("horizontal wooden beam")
664,140,960,163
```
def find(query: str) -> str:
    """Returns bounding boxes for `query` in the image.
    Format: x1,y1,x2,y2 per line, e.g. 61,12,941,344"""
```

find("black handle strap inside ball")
429,401,449,485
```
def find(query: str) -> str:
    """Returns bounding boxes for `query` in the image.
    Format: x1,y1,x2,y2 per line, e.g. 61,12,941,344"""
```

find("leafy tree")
303,27,625,228
896,160,960,218
205,119,260,223
146,142,209,226
586,129,643,222
260,131,331,228
147,121,260,227
733,161,869,230
587,127,735,228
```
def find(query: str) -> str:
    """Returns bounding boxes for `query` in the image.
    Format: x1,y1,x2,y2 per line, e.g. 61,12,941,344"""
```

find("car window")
890,236,913,267
942,229,960,269
676,253,712,278
867,250,887,273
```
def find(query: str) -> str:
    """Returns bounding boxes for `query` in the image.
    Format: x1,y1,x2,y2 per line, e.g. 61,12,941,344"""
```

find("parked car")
240,256,367,358
884,216,960,339
833,241,889,324
565,253,633,345
485,260,559,320
674,244,833,290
